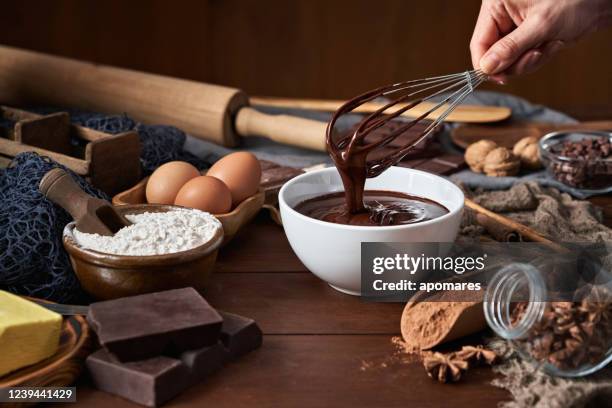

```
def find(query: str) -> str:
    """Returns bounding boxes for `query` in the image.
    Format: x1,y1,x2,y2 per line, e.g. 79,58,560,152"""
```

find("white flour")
73,209,222,256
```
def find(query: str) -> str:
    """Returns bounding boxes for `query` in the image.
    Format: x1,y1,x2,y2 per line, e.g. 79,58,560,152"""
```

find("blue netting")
0,153,107,302
0,109,212,302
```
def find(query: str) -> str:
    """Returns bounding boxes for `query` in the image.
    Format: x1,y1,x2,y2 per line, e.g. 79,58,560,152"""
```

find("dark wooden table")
71,192,612,407
67,105,612,406
69,210,515,407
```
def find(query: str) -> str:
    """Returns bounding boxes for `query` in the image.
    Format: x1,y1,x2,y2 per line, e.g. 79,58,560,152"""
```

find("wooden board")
112,176,265,245
451,120,612,149
0,310,92,408
0,106,142,196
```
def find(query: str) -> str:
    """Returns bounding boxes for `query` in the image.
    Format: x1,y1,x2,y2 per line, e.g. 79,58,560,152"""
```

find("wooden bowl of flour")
62,204,224,300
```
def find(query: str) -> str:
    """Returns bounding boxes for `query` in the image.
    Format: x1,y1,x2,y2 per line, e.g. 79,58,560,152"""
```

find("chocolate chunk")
86,350,189,407
88,288,223,362
87,343,227,407
181,342,228,383
399,154,465,175
359,120,441,148
260,163,305,205
258,159,281,171
219,311,263,359
260,166,304,189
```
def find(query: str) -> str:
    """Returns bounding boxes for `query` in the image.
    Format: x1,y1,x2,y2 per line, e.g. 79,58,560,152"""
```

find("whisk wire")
327,69,488,177
361,70,486,153
347,71,483,152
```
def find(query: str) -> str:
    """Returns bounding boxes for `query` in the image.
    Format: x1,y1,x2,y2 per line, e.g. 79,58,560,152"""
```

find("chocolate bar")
360,119,442,148
259,160,305,205
87,343,227,407
346,120,464,176
219,311,263,359
87,287,223,362
398,154,465,175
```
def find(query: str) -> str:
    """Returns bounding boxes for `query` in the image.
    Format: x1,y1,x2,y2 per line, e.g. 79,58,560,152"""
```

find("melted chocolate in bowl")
294,190,448,226
296,80,455,227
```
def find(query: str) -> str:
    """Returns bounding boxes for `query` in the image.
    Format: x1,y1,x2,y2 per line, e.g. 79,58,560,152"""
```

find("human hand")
470,0,612,81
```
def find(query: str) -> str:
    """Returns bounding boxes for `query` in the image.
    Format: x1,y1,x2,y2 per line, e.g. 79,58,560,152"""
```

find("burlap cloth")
460,181,612,408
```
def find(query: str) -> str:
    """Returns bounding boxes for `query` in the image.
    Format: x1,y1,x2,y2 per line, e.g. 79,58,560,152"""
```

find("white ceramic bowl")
279,166,464,295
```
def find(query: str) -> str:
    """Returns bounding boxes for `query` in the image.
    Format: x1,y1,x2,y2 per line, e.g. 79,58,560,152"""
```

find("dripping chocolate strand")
325,70,486,215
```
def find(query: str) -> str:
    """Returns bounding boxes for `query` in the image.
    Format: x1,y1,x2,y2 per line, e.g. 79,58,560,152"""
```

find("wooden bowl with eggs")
113,153,265,245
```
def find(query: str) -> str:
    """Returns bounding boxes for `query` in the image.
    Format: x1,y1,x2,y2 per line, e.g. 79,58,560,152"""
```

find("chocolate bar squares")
87,287,223,362
259,160,304,205
219,311,263,359
86,288,262,407
87,351,190,407
87,343,228,407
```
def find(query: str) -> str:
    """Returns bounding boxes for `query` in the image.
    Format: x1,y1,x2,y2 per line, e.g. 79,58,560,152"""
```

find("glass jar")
539,130,612,192
483,263,612,377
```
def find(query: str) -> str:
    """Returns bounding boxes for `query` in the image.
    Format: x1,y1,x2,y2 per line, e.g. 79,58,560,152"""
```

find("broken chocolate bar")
87,351,189,407
219,311,263,359
259,160,305,206
87,343,227,407
87,287,223,362
398,154,465,175
182,342,228,384
261,166,304,189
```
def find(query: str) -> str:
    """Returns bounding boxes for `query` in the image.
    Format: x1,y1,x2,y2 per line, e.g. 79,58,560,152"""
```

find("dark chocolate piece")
359,120,441,148
88,287,223,362
181,342,228,383
398,154,465,175
86,350,189,407
219,311,263,359
260,163,305,206
260,166,304,189
258,159,281,171
87,343,228,407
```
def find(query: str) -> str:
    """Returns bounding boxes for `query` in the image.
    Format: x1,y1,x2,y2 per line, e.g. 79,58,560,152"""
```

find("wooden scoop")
39,168,131,236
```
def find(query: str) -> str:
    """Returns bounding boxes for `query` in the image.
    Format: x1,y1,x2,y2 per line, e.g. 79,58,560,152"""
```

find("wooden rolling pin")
0,45,508,152
0,45,327,151
251,97,511,123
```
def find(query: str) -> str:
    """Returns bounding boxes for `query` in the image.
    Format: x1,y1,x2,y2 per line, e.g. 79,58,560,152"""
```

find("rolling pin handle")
235,107,328,151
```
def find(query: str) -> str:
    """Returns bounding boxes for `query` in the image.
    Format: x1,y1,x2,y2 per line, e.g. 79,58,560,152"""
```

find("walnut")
513,136,542,169
465,140,498,173
483,147,520,177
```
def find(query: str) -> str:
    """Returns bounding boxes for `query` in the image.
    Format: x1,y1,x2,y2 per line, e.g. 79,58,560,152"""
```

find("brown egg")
206,152,261,206
146,161,200,204
174,176,232,214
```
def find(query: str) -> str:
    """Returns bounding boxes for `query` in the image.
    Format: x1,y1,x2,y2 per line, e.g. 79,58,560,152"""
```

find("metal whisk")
327,69,488,177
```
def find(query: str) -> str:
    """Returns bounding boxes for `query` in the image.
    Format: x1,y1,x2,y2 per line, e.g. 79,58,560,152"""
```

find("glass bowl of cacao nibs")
539,131,612,191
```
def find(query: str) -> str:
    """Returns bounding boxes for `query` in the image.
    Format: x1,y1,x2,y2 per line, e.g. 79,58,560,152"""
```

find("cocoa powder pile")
400,290,487,353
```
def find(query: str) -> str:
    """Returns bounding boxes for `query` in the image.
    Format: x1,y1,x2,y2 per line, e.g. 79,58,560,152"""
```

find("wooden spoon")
39,168,131,236
451,120,612,149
